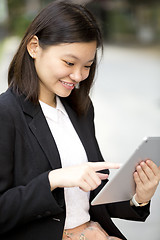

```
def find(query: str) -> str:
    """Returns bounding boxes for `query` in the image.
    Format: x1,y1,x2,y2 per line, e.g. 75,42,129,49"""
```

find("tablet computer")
91,136,160,206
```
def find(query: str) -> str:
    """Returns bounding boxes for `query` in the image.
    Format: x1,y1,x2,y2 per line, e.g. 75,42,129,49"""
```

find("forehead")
44,41,97,61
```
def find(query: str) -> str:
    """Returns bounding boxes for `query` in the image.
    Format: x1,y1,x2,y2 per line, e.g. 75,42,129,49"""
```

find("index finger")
88,162,121,172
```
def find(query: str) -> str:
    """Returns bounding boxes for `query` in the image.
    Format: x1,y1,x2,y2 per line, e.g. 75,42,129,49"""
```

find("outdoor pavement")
0,39,160,239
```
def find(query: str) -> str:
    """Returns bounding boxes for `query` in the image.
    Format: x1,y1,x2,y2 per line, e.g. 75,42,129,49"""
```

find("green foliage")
9,15,32,37
109,11,135,35
7,0,32,36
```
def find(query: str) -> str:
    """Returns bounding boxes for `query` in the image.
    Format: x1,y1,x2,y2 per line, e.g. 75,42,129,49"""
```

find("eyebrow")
64,54,95,63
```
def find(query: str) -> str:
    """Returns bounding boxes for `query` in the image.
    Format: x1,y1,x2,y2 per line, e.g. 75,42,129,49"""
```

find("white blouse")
39,97,90,229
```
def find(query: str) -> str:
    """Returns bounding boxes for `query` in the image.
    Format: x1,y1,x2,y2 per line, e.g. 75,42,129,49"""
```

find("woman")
0,1,159,240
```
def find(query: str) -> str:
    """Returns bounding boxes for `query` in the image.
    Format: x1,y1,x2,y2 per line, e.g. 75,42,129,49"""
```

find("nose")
69,68,84,83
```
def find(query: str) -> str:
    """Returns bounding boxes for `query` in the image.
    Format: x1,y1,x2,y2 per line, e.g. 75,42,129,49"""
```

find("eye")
85,65,92,69
64,61,74,66
84,61,94,69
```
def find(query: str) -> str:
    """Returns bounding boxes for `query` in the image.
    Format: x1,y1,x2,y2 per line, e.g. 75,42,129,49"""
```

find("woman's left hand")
134,159,160,203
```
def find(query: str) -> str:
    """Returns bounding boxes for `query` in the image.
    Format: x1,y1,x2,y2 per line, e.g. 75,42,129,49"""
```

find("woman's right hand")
48,162,121,192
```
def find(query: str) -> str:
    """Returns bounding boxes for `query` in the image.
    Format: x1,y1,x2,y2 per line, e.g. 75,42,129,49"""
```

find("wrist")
48,170,58,191
130,194,149,207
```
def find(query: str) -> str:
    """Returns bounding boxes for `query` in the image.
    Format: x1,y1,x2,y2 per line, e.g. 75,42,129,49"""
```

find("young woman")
0,1,159,239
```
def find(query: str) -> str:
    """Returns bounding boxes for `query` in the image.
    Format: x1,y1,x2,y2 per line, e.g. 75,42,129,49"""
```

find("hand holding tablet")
133,159,160,205
92,137,160,206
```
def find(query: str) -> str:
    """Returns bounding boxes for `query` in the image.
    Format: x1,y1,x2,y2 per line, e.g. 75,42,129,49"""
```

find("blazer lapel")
17,93,62,170
29,112,62,170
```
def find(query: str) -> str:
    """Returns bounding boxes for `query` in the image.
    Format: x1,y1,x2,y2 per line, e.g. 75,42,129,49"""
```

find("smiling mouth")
59,80,75,87
59,80,76,90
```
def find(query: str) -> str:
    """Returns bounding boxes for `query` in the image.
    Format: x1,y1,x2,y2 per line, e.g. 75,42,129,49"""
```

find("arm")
106,200,150,221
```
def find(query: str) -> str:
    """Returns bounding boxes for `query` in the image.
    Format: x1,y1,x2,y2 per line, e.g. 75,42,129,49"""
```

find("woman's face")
34,41,97,106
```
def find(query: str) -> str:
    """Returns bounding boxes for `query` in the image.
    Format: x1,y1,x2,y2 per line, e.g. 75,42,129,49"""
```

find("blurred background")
0,0,160,239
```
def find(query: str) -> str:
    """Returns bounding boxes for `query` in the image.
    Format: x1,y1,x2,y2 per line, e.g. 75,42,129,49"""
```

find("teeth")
61,81,74,86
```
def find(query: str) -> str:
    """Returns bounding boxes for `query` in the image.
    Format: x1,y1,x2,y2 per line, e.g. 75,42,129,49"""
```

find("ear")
27,35,40,59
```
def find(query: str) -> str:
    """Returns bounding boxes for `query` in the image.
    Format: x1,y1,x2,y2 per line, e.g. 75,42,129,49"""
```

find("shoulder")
0,88,17,107
0,88,20,120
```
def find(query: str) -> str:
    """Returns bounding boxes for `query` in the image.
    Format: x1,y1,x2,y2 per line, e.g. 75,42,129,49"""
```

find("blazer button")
52,217,61,222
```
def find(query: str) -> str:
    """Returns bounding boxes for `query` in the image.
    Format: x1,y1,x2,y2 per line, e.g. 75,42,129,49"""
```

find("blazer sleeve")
106,200,150,222
0,104,64,234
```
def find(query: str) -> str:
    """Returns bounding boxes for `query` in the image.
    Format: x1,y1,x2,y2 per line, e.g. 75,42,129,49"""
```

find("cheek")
35,58,59,80
55,63,77,79
34,57,51,80
55,69,72,80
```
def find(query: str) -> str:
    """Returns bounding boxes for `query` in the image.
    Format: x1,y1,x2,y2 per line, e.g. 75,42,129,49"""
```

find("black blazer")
0,88,150,240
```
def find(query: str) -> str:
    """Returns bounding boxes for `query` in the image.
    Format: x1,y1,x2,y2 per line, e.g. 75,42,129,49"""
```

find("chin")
56,91,72,98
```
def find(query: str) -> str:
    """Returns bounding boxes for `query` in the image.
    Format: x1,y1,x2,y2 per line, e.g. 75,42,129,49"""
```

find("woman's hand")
48,162,121,192
134,159,160,203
